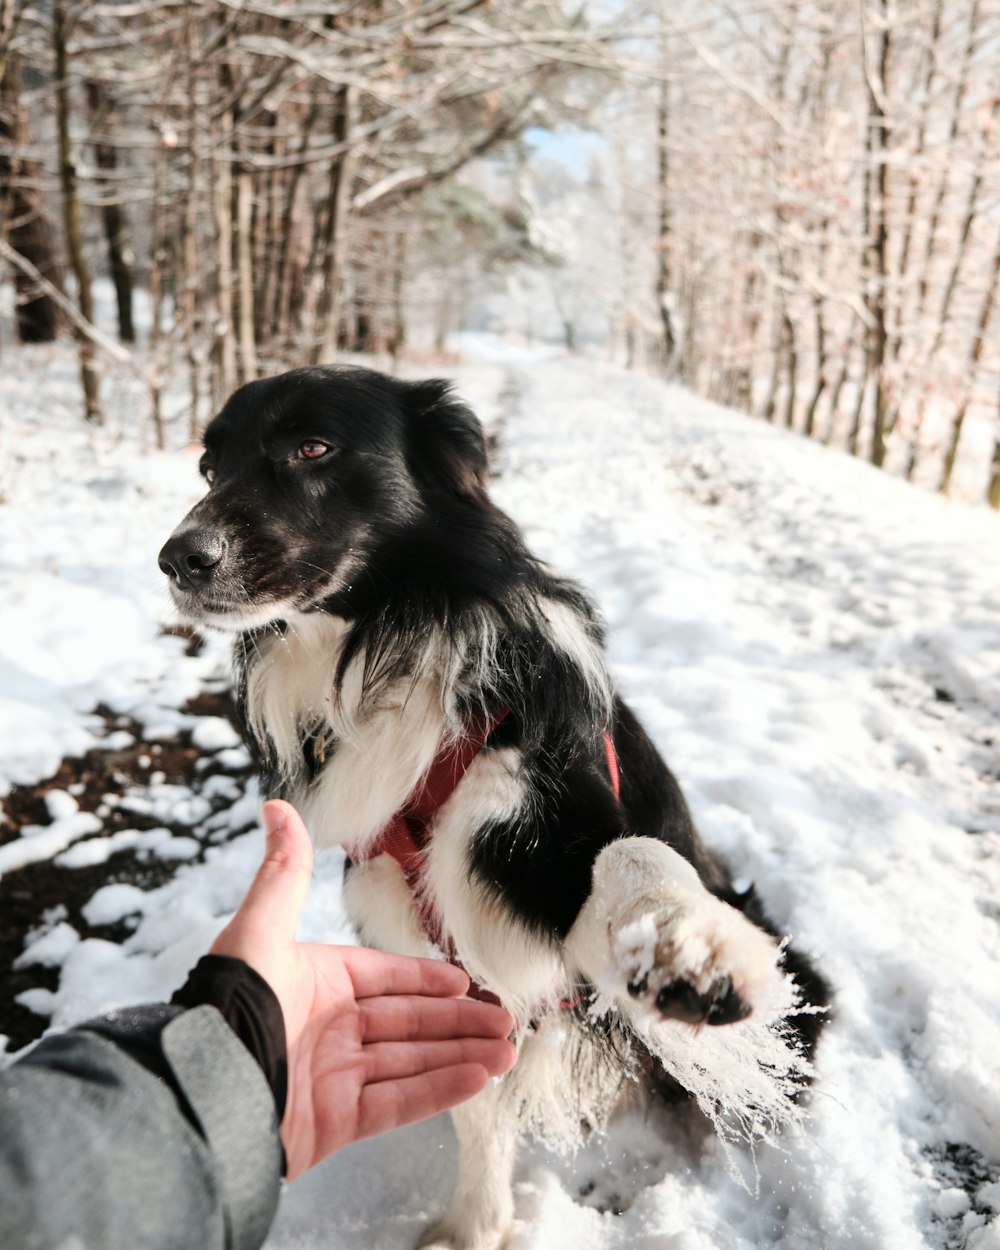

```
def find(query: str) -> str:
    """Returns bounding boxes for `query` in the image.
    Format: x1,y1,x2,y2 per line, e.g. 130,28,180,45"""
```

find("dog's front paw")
614,891,781,1028
639,968,752,1026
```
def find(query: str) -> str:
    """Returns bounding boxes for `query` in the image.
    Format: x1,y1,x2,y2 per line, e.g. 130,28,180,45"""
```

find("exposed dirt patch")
0,688,254,1051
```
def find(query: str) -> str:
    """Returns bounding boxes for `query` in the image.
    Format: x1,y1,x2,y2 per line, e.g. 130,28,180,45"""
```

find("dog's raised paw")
614,891,782,1028
653,972,752,1026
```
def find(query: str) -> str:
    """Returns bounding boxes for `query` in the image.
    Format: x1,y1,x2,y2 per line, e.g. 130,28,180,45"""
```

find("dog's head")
158,366,488,630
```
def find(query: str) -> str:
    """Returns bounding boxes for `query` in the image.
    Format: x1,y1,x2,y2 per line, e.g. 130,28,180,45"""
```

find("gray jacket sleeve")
0,1004,283,1250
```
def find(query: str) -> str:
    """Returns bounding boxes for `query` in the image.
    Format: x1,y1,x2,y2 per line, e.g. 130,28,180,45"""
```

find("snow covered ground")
2,340,999,1249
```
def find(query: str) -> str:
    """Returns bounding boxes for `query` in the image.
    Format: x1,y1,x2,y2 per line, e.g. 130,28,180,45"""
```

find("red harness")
350,712,621,1006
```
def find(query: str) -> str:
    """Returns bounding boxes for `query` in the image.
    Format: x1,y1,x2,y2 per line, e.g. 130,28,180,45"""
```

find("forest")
1,0,998,505
3,6,1000,1246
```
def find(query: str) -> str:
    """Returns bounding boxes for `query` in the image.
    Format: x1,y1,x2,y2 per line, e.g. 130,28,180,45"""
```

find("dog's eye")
200,463,216,484
297,441,331,461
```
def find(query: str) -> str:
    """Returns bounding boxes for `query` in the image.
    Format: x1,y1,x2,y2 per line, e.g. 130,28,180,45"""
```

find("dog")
159,365,829,1250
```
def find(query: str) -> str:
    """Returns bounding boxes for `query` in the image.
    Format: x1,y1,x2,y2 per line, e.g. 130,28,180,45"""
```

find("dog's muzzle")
158,529,227,594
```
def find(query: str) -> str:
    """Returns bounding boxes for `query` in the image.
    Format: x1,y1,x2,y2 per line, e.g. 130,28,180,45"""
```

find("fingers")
328,943,472,1001
356,1064,498,1142
364,1036,517,1085
214,801,313,949
356,1036,517,1139
360,994,514,1044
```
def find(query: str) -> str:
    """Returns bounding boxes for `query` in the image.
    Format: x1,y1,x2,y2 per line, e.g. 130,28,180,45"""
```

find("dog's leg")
564,836,783,1026
345,852,520,1250
342,853,427,954
418,1075,518,1250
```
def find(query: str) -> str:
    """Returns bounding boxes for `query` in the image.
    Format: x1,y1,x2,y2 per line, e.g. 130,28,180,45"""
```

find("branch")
352,103,526,215
0,238,149,379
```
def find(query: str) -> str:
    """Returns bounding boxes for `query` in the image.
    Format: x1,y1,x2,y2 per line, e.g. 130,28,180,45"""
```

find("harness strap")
605,730,621,802
351,720,622,1010
352,709,508,981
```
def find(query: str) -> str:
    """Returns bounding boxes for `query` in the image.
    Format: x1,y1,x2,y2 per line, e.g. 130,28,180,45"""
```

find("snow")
55,825,200,869
81,883,149,927
0,810,103,877
190,716,243,752
14,921,80,970
44,790,79,821
1,341,999,1249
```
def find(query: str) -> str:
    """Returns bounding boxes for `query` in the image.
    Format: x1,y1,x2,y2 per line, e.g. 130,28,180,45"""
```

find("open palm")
211,800,516,1180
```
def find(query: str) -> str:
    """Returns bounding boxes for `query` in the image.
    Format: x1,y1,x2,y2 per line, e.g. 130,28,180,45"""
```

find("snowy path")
2,348,999,1249
273,355,1000,1250
486,358,1000,1250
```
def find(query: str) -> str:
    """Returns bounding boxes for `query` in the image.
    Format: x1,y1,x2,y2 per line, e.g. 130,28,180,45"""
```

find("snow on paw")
613,891,783,1028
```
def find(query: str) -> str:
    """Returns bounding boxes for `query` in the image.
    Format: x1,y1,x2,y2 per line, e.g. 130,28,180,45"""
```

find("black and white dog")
159,366,828,1250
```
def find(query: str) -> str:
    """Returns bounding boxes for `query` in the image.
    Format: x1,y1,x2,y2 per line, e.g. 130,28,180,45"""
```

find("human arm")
0,799,515,1249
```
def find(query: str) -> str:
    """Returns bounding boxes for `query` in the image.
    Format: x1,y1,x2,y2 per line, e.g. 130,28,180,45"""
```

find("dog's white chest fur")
245,612,567,1017
247,612,450,850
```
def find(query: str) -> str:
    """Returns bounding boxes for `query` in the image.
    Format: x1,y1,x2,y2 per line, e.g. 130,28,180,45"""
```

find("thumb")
226,800,314,944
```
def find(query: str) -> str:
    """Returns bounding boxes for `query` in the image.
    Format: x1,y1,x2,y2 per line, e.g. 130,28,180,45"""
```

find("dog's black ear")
398,378,488,499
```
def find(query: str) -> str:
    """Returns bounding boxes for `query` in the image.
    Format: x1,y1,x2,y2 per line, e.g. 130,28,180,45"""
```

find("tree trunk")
905,94,997,480
939,228,1000,494
822,341,853,445
389,226,406,364
758,8,795,426
147,107,168,450
655,5,676,375
847,336,868,456
861,0,891,468
732,237,761,413
85,80,134,343
254,107,280,346
758,302,782,422
53,0,101,423
0,0,21,85
677,268,700,386
779,310,797,429
312,85,358,366
888,0,944,370
182,7,204,438
802,297,826,438
272,91,319,343
987,433,1000,510
0,53,62,343
910,0,980,349
235,159,257,383
895,0,980,458
211,106,237,404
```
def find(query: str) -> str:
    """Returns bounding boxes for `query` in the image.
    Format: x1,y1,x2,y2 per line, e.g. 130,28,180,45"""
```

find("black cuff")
171,955,288,1122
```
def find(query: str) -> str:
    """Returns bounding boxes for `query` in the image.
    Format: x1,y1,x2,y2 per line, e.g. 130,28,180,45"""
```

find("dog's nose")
158,531,226,592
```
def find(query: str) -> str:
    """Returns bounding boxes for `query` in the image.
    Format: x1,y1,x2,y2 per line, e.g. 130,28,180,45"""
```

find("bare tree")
1,50,62,343
654,0,676,374
859,0,892,467
312,84,358,366
988,428,1000,510
85,80,134,343
938,226,1000,494
4,0,998,501
628,0,999,500
52,0,100,423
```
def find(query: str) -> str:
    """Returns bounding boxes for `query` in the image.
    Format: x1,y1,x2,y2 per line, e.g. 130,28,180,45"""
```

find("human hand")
210,799,517,1180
